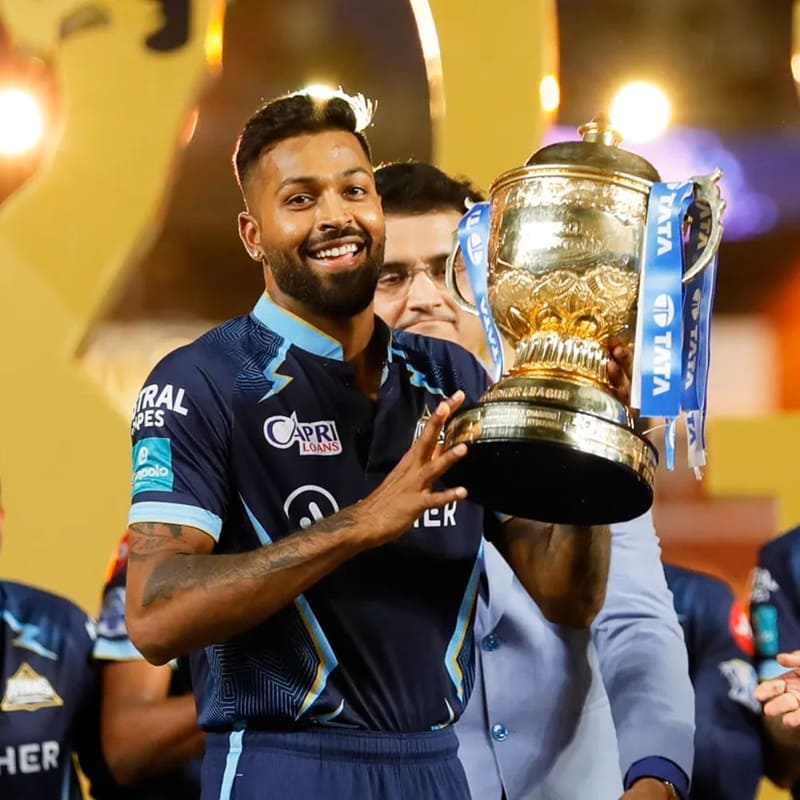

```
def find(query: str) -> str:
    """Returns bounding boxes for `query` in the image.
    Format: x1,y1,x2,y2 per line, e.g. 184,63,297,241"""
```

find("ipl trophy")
443,116,724,525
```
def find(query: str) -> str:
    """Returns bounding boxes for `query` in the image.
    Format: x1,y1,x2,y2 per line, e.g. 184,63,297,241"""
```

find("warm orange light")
0,88,44,155
610,81,671,142
204,0,225,69
539,74,560,114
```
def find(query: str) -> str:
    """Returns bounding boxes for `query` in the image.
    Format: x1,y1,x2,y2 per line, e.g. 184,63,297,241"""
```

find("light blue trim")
218,728,245,800
758,658,787,680
2,610,57,660
240,497,339,717
60,758,71,800
390,347,447,397
252,292,343,359
93,637,144,662
128,502,223,540
444,542,484,702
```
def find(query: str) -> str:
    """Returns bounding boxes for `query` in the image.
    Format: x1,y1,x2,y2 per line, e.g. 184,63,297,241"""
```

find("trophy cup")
443,116,724,525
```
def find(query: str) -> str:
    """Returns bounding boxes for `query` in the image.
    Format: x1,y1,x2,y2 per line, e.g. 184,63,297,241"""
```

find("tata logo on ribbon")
652,293,675,328
264,413,342,455
651,294,676,397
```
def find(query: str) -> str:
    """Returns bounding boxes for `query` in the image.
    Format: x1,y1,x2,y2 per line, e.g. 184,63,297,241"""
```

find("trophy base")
443,400,657,525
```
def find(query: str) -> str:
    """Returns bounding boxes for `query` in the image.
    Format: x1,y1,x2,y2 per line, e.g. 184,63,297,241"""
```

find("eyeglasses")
376,258,467,296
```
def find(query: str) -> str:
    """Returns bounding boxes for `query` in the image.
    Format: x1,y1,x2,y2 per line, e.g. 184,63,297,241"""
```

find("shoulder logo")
1,663,64,712
750,566,779,603
131,437,174,494
264,413,341,455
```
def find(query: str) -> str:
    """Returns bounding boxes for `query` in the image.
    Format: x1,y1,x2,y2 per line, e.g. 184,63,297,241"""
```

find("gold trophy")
444,116,724,524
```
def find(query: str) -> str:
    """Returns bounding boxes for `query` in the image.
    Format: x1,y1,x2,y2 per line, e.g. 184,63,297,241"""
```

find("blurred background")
0,0,799,794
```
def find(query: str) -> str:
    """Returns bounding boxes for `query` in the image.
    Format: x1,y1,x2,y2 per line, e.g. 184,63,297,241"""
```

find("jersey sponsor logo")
283,485,340,529
750,566,779,603
0,741,60,776
751,604,779,657
131,437,174,494
1,663,63,712
131,382,189,433
729,600,755,656
264,412,342,455
718,658,760,714
413,502,458,529
97,586,128,640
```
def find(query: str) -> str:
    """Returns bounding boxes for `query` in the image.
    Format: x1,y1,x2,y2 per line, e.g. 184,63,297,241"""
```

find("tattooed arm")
126,393,469,665
496,518,611,628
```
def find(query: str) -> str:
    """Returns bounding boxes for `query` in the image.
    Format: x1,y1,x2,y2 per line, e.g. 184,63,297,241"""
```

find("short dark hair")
233,92,373,192
374,161,484,216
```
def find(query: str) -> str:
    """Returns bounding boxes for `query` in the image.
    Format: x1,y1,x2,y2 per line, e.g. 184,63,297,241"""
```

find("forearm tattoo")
130,508,361,607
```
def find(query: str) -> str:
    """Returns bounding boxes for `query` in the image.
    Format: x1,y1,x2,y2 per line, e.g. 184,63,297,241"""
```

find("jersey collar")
251,292,394,363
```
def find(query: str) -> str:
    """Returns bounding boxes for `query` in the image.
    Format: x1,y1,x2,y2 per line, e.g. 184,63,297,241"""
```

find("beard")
264,228,384,318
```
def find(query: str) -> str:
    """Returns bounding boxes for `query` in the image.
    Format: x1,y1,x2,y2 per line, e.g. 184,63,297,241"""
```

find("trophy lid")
526,114,661,182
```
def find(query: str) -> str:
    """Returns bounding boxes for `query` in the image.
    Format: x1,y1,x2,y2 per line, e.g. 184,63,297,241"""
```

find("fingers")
423,486,469,508
763,691,800,718
778,651,800,668
755,678,787,703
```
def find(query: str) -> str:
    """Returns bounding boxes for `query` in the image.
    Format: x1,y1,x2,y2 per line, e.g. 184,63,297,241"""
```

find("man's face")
377,210,486,356
239,130,385,318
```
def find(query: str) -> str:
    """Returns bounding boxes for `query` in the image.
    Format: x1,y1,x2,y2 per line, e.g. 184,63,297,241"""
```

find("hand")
620,778,676,799
755,650,800,728
607,339,633,406
358,391,469,545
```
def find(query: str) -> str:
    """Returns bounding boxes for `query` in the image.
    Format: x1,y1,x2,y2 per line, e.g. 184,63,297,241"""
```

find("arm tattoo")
129,522,188,562
137,508,361,608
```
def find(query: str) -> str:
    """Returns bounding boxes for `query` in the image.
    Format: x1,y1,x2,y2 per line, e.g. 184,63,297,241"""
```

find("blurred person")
374,160,694,800
664,563,763,799
122,90,612,800
94,531,203,798
749,527,800,793
0,478,113,799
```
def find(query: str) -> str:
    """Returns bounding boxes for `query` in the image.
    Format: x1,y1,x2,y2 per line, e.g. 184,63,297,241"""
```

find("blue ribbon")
457,202,504,381
681,200,719,469
632,183,719,470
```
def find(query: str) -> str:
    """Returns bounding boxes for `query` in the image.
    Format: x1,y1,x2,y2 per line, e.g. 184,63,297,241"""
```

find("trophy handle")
445,232,479,316
682,168,726,285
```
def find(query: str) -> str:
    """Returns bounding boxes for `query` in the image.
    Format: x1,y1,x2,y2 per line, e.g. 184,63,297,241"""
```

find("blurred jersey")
94,532,202,799
665,564,762,800
750,527,800,799
0,580,110,799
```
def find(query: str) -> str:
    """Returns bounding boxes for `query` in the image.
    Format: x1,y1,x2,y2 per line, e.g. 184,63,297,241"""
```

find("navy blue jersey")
94,533,201,799
750,529,800,799
664,564,762,800
128,294,489,733
0,580,111,799
750,527,800,681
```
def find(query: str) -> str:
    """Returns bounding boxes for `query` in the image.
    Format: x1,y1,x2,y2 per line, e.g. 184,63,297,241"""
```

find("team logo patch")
750,566,779,603
718,658,760,714
263,413,342,455
131,437,174,494
729,600,755,656
1,663,63,712
414,406,445,444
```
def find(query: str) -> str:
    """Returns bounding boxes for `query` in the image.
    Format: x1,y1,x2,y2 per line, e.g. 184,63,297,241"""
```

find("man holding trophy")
374,110,724,800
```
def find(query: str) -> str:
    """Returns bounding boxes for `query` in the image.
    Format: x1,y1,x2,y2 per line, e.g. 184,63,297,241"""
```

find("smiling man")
123,91,612,800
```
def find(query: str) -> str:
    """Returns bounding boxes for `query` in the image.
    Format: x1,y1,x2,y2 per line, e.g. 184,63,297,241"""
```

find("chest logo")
264,412,342,456
414,407,445,444
1,663,64,712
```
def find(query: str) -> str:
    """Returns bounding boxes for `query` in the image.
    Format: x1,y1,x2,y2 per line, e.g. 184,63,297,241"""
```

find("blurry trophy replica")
444,116,724,524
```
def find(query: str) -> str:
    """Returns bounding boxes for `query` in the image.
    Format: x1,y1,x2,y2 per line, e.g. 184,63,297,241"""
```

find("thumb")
777,651,800,668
